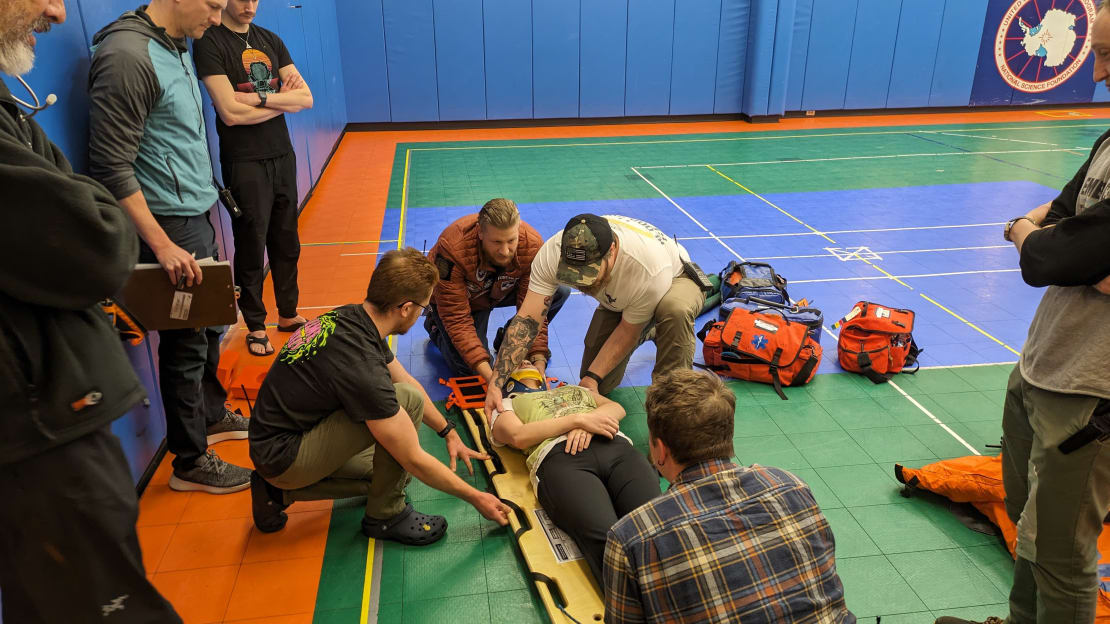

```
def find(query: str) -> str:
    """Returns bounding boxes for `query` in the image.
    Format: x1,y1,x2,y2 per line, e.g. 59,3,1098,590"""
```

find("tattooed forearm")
539,295,552,319
493,315,541,386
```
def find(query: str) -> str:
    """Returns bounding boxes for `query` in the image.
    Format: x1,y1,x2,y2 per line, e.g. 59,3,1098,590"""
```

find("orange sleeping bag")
895,455,1110,621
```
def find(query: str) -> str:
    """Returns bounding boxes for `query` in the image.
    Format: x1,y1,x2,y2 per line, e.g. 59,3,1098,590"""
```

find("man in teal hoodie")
89,0,251,494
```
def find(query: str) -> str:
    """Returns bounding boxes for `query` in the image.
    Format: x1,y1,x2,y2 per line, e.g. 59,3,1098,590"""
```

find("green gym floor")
319,113,1109,623
144,110,1110,623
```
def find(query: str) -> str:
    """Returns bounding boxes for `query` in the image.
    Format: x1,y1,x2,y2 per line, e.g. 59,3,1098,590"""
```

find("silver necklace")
228,24,251,49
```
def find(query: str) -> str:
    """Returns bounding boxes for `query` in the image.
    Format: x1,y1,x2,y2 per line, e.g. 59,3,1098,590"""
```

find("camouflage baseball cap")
556,213,613,287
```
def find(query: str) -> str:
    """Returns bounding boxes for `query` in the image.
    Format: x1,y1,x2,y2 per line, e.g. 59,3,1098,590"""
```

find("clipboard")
119,259,238,330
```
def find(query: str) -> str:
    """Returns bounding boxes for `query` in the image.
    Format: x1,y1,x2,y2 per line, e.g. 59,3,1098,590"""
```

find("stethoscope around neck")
10,75,57,117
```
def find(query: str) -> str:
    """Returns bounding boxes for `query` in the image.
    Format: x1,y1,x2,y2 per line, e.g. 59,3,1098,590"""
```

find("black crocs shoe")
250,471,289,533
361,504,448,546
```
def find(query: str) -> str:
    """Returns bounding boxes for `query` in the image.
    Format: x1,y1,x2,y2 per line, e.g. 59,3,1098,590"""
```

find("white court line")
404,123,1110,152
918,361,1017,370
791,268,1020,284
890,379,981,455
636,147,1081,169
934,132,1060,146
748,244,1011,261
678,221,1007,241
819,325,982,456
630,166,746,261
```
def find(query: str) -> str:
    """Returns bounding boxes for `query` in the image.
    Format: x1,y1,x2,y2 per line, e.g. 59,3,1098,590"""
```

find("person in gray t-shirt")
937,11,1110,624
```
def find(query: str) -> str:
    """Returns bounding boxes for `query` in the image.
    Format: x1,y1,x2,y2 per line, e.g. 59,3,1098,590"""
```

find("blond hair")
477,198,520,230
645,369,735,465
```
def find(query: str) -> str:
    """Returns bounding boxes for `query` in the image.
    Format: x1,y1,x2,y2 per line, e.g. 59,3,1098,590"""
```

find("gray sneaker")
207,407,249,444
169,450,251,494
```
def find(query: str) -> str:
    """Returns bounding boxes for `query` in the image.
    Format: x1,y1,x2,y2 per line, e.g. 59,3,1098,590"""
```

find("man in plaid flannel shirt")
603,369,855,623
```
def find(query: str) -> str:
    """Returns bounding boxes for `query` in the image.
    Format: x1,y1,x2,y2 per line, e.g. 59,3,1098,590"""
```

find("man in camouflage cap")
485,213,707,415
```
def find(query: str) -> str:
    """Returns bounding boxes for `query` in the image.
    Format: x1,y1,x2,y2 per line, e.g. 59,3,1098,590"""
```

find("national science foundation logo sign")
994,0,1096,93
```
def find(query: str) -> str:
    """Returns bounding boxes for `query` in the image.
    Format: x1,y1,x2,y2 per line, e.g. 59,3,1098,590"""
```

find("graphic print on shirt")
532,385,594,419
237,47,278,94
280,311,337,364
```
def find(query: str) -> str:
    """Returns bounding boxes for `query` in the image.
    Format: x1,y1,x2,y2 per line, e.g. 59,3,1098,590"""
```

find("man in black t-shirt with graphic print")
193,0,313,357
247,248,510,544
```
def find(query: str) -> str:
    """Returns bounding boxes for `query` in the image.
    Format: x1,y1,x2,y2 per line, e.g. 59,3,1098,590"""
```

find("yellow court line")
404,123,1110,152
301,239,398,247
703,164,1027,357
399,148,411,249
920,294,1021,356
706,165,915,289
359,538,376,623
370,150,414,612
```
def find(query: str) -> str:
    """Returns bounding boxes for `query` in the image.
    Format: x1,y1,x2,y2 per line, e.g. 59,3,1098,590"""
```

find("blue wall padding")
669,0,722,115
383,0,440,121
110,340,167,484
801,0,858,111
843,0,900,110
714,0,750,114
318,0,350,135
299,3,329,181
10,5,94,173
483,0,533,119
625,0,676,116
533,0,581,119
784,0,813,111
432,0,487,121
766,0,798,116
77,0,133,47
741,0,780,116
886,0,945,108
580,0,628,117
929,0,989,107
338,0,390,122
277,6,314,196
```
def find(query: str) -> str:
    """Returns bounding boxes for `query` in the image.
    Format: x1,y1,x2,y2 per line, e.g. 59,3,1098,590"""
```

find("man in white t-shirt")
485,213,707,413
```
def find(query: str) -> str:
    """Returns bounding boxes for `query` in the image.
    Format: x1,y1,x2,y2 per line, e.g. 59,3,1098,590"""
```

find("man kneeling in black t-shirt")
247,248,509,544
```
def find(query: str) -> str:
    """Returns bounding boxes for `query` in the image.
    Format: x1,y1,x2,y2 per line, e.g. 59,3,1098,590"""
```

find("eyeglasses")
401,301,430,316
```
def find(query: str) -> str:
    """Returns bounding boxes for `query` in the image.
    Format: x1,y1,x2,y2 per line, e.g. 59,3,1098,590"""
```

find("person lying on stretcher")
489,361,661,582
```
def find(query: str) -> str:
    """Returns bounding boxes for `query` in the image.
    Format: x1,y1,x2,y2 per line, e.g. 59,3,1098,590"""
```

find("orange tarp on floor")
896,456,1110,621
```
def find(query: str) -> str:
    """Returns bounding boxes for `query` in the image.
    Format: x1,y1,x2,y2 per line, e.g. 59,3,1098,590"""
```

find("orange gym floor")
136,108,1110,623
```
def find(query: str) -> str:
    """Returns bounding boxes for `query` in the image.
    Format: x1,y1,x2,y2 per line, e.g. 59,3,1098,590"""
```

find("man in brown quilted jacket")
425,198,569,381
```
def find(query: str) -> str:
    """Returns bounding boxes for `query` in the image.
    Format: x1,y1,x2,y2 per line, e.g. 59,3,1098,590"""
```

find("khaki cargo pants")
1001,365,1110,624
581,275,705,395
268,383,425,520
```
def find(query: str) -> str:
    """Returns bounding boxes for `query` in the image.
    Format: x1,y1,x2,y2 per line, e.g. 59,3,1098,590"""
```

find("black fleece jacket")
1020,129,1110,287
0,78,145,466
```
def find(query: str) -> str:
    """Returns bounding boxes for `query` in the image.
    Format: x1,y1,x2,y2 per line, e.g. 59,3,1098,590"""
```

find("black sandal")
361,504,448,546
277,320,306,333
245,333,274,356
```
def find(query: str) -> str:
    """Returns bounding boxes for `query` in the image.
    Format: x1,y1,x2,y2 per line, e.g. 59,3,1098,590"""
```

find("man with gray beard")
0,0,181,620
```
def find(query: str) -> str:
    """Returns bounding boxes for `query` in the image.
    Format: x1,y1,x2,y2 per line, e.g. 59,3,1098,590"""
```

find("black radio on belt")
1058,400,1110,455
214,178,242,219
682,260,715,293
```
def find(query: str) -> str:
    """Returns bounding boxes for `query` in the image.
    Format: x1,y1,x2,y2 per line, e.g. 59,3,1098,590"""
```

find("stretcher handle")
498,496,531,539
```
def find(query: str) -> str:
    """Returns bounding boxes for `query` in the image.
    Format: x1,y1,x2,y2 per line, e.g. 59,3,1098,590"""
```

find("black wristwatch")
1004,216,1034,242
582,370,604,385
437,420,456,438
258,90,268,108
